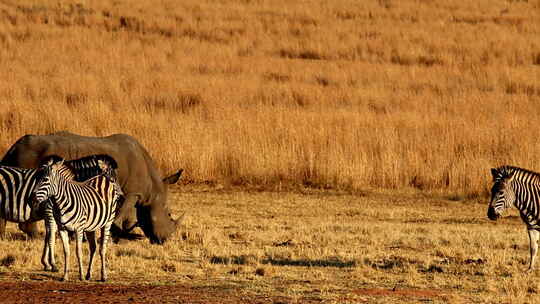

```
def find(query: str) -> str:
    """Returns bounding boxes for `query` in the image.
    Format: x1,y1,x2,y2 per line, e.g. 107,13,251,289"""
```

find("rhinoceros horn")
174,212,186,226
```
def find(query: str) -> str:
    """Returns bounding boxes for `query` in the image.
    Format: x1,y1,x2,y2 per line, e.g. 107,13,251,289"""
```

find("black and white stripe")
488,166,540,271
34,157,121,282
0,154,118,272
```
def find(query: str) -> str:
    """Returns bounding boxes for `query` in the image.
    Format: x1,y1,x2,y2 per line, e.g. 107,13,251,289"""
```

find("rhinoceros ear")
163,169,183,185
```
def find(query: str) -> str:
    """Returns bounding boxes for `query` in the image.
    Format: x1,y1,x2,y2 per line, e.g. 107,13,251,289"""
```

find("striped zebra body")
51,176,119,232
489,166,540,272
0,166,73,223
34,158,121,281
0,154,118,225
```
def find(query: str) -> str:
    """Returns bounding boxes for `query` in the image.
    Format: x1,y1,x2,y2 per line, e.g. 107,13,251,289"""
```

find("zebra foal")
33,156,122,281
488,166,540,272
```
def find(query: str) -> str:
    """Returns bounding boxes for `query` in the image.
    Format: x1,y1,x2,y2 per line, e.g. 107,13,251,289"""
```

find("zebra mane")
39,155,64,167
492,165,540,185
65,154,118,182
39,154,119,183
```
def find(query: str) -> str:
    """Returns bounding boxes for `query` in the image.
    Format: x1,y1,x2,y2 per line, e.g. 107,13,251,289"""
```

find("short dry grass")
1,187,539,303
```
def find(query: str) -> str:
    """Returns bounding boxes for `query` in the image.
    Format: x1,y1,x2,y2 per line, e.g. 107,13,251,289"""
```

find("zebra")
0,154,118,272
488,165,540,272
33,156,122,281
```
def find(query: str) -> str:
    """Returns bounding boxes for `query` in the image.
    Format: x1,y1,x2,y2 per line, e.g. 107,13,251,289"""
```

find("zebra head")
488,167,516,221
33,157,66,205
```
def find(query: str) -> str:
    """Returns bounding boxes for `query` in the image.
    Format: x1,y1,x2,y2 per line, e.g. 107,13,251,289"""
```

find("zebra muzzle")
487,208,499,221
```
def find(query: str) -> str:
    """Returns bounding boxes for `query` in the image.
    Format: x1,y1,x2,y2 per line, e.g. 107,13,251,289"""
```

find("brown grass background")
0,0,539,195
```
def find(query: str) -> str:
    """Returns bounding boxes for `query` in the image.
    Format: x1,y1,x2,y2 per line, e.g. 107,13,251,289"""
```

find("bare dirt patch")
0,280,309,304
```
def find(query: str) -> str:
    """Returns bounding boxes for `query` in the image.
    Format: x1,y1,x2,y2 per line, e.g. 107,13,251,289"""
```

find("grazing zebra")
33,156,122,281
0,154,118,272
488,165,540,272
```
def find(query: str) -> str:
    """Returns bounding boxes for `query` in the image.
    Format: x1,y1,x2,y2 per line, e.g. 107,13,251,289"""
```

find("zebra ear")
491,168,500,181
97,159,108,171
40,155,63,167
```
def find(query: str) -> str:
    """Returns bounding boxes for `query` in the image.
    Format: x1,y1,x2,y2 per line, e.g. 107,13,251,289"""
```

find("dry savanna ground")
0,0,540,302
1,187,540,303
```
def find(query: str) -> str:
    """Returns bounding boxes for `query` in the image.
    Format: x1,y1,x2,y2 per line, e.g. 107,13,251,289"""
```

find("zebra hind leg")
99,225,112,282
527,229,540,272
75,230,85,280
59,229,70,281
85,231,97,280
0,218,6,239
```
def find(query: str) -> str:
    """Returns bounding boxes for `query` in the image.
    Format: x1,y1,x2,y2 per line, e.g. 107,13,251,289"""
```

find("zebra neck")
514,181,540,217
51,175,72,204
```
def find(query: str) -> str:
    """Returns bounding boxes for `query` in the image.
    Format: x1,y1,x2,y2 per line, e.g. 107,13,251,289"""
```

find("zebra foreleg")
99,225,111,282
85,231,97,280
527,229,540,272
41,215,58,272
75,230,85,280
49,220,58,272
59,229,70,281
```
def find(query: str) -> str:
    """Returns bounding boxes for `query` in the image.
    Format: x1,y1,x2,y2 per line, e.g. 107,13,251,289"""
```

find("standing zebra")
0,154,119,272
33,157,122,281
488,166,540,272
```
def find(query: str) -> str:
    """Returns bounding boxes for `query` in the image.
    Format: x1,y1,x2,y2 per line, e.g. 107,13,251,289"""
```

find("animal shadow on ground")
1,232,40,241
112,233,145,244
110,225,145,243
28,273,59,281
262,257,356,268
209,255,356,268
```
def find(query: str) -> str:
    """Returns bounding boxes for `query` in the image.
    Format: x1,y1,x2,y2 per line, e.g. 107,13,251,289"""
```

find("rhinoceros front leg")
19,222,40,239
113,193,140,233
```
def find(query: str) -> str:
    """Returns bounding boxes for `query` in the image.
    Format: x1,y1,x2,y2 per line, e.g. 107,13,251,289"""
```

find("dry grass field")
1,187,540,303
1,0,540,302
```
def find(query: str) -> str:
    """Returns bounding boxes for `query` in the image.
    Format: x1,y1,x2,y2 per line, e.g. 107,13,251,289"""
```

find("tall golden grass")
0,0,539,195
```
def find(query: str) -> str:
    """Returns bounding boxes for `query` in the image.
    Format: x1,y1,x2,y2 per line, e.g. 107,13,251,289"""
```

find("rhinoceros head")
137,170,184,244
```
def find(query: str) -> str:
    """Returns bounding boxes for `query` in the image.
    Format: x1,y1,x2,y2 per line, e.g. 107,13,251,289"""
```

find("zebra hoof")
51,266,59,273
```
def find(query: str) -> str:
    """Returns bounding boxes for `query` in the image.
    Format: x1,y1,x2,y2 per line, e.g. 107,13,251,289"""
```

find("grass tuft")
0,255,16,267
